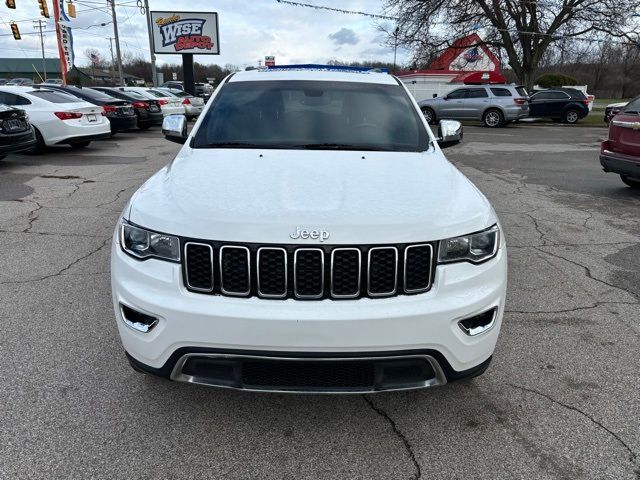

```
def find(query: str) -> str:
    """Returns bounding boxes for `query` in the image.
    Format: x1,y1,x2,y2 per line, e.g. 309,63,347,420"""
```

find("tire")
482,109,504,128
563,109,580,124
421,106,436,125
138,124,151,130
0,154,6,161
27,127,47,154
620,175,640,189
70,141,91,149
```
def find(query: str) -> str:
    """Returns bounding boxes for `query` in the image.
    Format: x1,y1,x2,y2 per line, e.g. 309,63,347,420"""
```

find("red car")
600,96,640,189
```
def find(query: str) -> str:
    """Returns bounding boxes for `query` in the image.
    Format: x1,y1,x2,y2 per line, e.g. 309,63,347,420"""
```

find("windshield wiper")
295,143,390,151
196,142,264,148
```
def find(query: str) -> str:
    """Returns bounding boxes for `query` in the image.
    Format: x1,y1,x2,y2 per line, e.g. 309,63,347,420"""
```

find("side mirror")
437,119,463,148
162,114,188,144
432,93,438,98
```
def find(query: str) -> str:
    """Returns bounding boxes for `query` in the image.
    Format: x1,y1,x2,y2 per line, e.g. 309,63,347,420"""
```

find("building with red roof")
397,34,505,102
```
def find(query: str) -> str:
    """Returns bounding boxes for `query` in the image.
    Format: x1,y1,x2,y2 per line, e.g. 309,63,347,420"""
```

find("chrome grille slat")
294,248,324,299
219,246,250,296
330,248,361,299
367,247,398,297
184,242,214,292
257,247,288,298
404,244,434,294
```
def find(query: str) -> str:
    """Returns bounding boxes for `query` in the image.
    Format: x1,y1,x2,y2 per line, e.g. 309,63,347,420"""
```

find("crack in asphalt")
505,300,639,315
362,396,421,480
510,242,640,248
0,230,107,238
508,383,639,473
534,246,639,302
21,200,43,233
522,211,554,246
0,237,110,286
95,186,134,208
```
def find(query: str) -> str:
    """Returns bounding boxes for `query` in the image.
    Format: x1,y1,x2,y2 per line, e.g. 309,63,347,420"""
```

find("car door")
439,88,468,119
528,92,552,117
464,88,489,119
546,91,571,117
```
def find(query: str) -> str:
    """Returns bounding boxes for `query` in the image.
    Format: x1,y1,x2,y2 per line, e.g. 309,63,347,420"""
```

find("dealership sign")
150,11,220,55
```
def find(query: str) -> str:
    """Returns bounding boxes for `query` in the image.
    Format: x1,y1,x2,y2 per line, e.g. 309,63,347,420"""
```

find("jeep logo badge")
290,227,330,242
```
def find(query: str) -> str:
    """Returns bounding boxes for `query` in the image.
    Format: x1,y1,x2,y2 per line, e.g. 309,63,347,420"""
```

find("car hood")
418,97,445,106
127,147,496,244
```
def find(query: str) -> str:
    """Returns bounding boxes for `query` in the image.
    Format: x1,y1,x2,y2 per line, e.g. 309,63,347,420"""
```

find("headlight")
119,220,180,262
438,225,500,264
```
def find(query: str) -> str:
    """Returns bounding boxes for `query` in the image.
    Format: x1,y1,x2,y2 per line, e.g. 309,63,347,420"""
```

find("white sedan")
153,87,205,120
0,86,110,152
112,87,185,117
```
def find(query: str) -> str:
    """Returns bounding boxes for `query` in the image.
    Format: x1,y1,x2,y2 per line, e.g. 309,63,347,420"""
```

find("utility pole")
33,19,47,81
108,0,124,85
142,0,157,86
108,37,116,83
393,26,399,75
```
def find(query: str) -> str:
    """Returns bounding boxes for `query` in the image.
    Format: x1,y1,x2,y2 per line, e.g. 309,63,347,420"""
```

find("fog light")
120,304,158,333
458,308,497,336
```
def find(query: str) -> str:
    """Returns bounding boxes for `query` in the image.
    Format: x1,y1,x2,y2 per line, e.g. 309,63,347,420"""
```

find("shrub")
536,73,579,88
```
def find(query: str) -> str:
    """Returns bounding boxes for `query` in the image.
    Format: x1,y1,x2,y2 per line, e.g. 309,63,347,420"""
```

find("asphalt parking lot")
1,124,639,479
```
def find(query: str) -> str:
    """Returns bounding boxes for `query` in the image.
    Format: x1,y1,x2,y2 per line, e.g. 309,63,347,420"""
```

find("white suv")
111,67,507,393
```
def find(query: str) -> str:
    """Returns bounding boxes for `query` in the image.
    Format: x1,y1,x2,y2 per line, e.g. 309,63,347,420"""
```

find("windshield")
192,80,429,151
622,98,640,114
29,90,80,103
70,87,113,100
163,89,189,98
146,90,168,98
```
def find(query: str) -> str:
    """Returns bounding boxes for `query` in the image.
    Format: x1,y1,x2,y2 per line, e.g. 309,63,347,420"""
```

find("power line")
275,0,398,21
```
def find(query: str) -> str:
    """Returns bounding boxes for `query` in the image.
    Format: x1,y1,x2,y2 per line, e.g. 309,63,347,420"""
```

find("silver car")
419,85,529,128
154,87,206,120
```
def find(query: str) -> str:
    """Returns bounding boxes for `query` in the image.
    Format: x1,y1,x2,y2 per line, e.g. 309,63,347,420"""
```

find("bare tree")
384,0,640,88
619,44,640,98
84,48,106,69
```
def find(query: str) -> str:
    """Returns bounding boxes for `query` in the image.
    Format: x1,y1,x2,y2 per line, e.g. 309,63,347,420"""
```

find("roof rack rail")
266,64,389,74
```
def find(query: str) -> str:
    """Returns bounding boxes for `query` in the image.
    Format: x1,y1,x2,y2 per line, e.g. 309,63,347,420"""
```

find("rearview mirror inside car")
437,119,463,148
162,115,188,145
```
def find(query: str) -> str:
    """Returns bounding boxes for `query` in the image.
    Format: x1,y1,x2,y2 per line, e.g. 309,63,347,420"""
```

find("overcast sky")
0,0,410,69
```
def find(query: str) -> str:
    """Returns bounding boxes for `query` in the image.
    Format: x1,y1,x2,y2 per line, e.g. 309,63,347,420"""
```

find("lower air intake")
172,354,446,393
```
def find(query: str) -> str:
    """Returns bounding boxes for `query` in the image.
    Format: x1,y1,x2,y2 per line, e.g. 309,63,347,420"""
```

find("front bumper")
111,230,507,390
600,150,640,178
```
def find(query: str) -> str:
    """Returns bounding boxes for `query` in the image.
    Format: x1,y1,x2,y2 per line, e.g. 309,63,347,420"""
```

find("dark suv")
528,88,590,124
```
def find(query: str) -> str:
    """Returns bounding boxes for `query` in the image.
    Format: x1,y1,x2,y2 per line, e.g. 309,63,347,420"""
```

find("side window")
622,98,640,113
548,91,570,100
0,92,30,105
491,88,512,97
467,89,489,98
446,89,467,99
531,92,550,101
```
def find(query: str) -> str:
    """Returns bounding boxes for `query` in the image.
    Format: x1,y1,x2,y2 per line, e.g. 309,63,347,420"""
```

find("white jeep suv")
111,67,507,393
